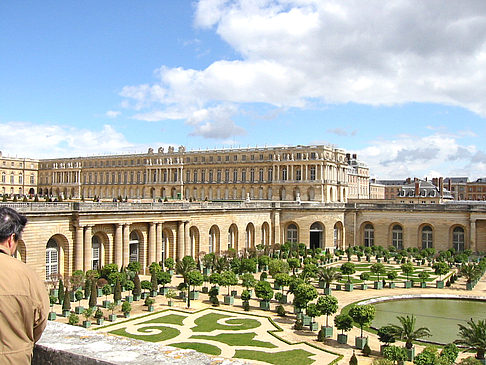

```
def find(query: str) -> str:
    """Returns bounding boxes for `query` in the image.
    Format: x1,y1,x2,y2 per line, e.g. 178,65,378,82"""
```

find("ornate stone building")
0,152,38,197
37,145,367,203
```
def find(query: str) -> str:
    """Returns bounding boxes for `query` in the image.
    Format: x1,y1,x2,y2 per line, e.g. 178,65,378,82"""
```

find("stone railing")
33,321,246,365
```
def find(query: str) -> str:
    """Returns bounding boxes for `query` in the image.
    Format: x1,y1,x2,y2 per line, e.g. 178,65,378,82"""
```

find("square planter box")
150,290,158,297
374,281,383,290
203,268,211,275
420,282,427,288
406,347,415,361
278,294,288,304
159,287,168,295
210,286,220,295
82,320,91,328
405,281,412,288
224,295,234,305
114,300,121,306
318,281,326,289
125,295,133,303
49,289,59,297
75,306,84,314
231,290,238,297
345,283,354,292
389,282,395,289
355,336,367,350
167,300,173,307
302,315,311,326
179,291,186,300
141,293,149,299
336,284,342,291
294,306,303,314
133,295,141,301
96,318,104,325
309,321,318,331
189,291,199,300
48,312,57,321
108,314,117,322
361,284,368,290
337,333,348,344
168,270,174,275
259,300,270,311
466,282,474,290
148,305,155,312
324,287,332,295
322,325,333,338
97,288,103,297
436,281,444,288
62,310,70,317
123,313,130,318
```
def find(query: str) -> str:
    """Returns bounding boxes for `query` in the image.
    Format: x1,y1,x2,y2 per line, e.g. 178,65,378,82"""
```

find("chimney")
406,177,411,184
432,177,438,187
448,179,452,191
415,181,420,196
439,177,443,197
346,153,350,161
352,154,357,160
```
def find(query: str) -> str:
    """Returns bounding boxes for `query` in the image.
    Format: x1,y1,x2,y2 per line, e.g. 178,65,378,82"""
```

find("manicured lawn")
143,314,187,326
191,313,261,332
192,332,277,348
235,349,315,365
110,325,180,342
170,342,221,355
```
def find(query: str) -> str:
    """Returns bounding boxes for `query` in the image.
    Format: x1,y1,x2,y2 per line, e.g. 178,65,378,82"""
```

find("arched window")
46,238,59,280
261,223,270,246
246,224,255,249
228,224,238,250
209,226,218,254
453,226,465,252
392,225,403,250
287,224,298,243
364,224,374,247
421,226,433,249
334,223,342,249
92,236,101,270
129,231,139,263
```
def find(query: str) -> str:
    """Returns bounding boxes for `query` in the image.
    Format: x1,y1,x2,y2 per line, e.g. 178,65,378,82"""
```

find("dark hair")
0,207,27,242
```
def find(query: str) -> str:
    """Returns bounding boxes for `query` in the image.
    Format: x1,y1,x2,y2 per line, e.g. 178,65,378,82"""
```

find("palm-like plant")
454,318,486,360
317,267,341,288
388,315,431,349
175,256,197,285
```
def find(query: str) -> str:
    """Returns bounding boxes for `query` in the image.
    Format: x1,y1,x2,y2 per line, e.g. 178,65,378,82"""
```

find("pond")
371,298,486,344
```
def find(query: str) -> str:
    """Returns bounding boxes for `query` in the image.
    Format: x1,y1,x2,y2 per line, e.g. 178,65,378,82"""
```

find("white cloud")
0,122,155,159
120,0,486,140
106,110,121,118
355,133,485,179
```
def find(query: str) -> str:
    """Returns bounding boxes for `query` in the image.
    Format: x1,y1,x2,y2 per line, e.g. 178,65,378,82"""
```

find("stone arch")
228,224,239,251
279,187,286,200
189,226,200,258
451,225,466,252
360,221,375,247
45,234,68,280
418,223,434,249
389,223,404,250
209,225,220,254
308,187,315,201
333,221,344,249
310,221,324,250
246,223,255,249
293,187,300,201
261,222,270,246
15,239,26,263
129,229,144,264
162,228,174,259
285,221,299,244
92,230,110,266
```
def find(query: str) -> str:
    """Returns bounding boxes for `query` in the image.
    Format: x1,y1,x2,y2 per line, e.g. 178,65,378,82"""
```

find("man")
0,207,49,364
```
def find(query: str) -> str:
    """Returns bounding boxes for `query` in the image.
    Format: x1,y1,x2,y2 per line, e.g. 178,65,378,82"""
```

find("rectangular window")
194,170,198,182
201,170,205,182
225,169,229,182
242,155,246,161
259,168,264,181
233,169,238,182
268,168,273,182
296,169,302,181
217,170,221,182
241,169,246,182
250,169,254,182
310,166,316,180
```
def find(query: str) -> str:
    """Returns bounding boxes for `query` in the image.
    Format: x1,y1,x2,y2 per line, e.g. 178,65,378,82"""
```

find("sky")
1,0,486,180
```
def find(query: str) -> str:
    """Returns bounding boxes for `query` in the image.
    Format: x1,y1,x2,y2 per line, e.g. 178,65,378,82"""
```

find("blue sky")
1,1,486,179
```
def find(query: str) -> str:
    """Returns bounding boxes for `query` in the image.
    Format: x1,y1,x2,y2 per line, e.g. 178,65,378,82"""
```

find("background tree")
349,304,376,338
306,303,321,325
318,267,341,289
164,257,175,271
127,261,141,274
186,270,204,308
293,283,318,310
274,273,292,294
433,261,449,281
388,315,431,349
220,271,238,296
240,273,256,292
141,280,152,295
400,263,414,281
268,259,290,277
340,262,356,283
133,273,141,297
370,263,386,281
454,318,486,360
334,313,353,335
102,284,111,301
157,271,172,289
287,258,301,275
387,271,398,285
316,295,338,327
383,346,407,365
254,281,274,302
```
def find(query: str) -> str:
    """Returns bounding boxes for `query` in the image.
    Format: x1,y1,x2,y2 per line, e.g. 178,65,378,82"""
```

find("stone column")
83,225,93,272
74,224,84,271
155,223,162,263
470,218,477,252
123,223,130,267
184,221,190,257
114,223,122,268
273,210,281,246
148,222,156,266
177,221,184,260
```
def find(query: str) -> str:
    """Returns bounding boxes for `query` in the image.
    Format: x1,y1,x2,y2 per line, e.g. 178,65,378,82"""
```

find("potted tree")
316,294,338,338
74,290,84,314
340,262,356,291
165,257,175,275
220,271,238,305
348,304,376,349
388,314,431,361
48,295,57,320
334,313,353,344
102,284,112,308
383,345,407,365
255,280,274,311
317,266,341,295
360,272,370,290
132,273,142,301
68,313,79,326
157,271,172,295
306,303,320,331
387,270,398,288
122,301,132,317
240,273,256,297
62,288,71,317
241,289,251,311
141,280,151,299
150,269,158,297
401,263,414,288
418,271,430,288
274,273,291,303
107,302,117,322
455,318,486,364
94,307,104,325
433,261,449,288
370,263,386,289
124,280,134,302
165,288,176,307
186,270,204,308
113,278,122,305
82,307,93,328
377,325,397,354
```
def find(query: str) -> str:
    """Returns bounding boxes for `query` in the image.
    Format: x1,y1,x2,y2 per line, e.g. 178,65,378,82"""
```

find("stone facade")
6,200,486,282
0,152,38,197
36,145,368,203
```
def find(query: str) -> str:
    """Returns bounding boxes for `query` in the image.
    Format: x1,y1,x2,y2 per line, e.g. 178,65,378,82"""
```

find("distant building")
346,153,370,199
396,178,453,204
0,152,39,197
368,179,385,200
443,177,468,200
375,179,408,200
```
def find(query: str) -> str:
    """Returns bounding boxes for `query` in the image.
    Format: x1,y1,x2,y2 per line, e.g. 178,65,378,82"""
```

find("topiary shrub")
276,304,286,316
349,351,358,365
68,313,79,325
362,343,371,357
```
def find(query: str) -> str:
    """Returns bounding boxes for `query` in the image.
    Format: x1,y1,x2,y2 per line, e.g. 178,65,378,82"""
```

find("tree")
220,271,238,296
176,256,197,285
433,262,449,281
240,258,257,274
58,278,65,304
377,325,396,347
306,303,320,324
254,281,274,302
401,263,414,281
102,284,112,301
133,273,141,297
349,351,358,365
334,313,353,334
340,262,356,283
122,301,132,316
164,257,175,271
240,273,256,291
186,270,203,308
370,263,386,281
387,271,398,285
127,261,141,274
151,269,158,292
318,267,341,288
268,259,290,277
316,295,338,327
157,271,172,289
388,315,431,349
113,277,122,302
454,318,486,360
202,253,215,271
141,280,151,294
418,271,430,283
62,288,71,312
293,283,318,310
75,290,83,307
287,257,301,275
274,273,292,293
349,304,376,338
89,279,97,308
460,263,481,284
383,346,407,365
301,263,318,280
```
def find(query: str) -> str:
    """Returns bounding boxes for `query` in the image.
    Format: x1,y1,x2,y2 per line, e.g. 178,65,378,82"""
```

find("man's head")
0,207,27,255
